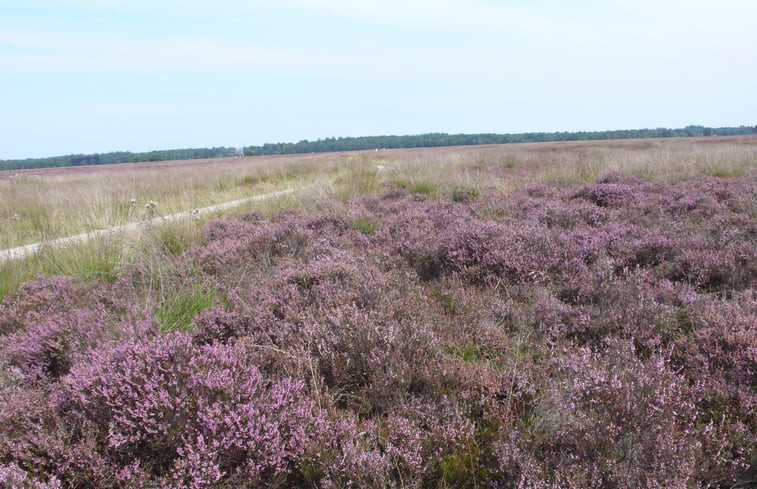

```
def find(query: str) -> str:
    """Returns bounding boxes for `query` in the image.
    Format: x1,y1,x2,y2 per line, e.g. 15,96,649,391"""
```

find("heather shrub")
0,464,61,489
523,182,552,198
610,231,680,271
429,221,510,281
0,385,112,487
318,417,398,488
58,332,326,488
383,195,606,285
273,249,393,311
555,272,684,349
502,225,602,287
193,213,314,276
540,201,610,229
301,306,441,414
0,276,89,335
525,292,590,342
513,195,609,229
190,305,253,345
574,182,637,207
499,340,748,488
382,196,481,281
688,294,757,390
672,293,757,439
234,263,443,413
318,403,475,488
0,276,156,384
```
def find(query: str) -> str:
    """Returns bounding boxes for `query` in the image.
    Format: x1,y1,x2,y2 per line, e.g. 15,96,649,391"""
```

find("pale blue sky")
1,0,755,159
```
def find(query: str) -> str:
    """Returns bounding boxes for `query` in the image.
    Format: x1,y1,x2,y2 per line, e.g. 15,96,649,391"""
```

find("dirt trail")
1,188,296,263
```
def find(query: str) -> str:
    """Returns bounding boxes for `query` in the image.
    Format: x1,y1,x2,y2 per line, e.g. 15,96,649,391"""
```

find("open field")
1,136,756,488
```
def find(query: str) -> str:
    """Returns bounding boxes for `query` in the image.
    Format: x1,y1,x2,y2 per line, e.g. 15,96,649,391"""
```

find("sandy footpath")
1,188,296,263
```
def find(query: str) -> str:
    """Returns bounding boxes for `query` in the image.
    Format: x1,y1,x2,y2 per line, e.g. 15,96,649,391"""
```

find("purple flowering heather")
59,332,326,488
0,276,156,384
0,464,61,489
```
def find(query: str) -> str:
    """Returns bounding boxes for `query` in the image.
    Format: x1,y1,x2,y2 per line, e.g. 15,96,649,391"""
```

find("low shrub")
0,276,156,384
58,333,326,488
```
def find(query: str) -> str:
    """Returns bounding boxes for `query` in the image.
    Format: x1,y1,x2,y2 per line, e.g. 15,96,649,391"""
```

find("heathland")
0,136,755,488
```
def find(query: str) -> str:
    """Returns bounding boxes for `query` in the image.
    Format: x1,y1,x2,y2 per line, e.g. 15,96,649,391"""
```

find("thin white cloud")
10,0,566,37
0,29,366,75
279,0,567,37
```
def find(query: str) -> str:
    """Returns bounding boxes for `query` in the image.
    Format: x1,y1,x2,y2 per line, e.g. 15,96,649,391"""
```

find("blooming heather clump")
665,242,757,291
0,464,61,489
0,276,156,384
495,340,750,488
190,305,253,345
674,293,757,405
0,333,325,488
57,332,326,488
0,276,86,335
318,403,475,488
575,182,637,207
193,213,315,276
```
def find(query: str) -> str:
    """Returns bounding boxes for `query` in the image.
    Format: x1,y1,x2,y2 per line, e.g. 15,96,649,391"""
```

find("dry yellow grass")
0,153,345,249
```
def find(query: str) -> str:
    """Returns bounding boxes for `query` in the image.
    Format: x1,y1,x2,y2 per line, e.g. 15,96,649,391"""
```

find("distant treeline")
243,125,757,156
2,125,756,171
0,147,237,171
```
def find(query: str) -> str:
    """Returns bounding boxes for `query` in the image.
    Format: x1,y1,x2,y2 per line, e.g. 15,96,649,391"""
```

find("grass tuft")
156,283,217,332
352,216,379,235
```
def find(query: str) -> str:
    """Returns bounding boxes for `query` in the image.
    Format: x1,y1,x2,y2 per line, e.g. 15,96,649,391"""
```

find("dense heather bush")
0,276,89,335
664,242,757,291
61,333,324,488
193,213,316,276
2,174,755,487
0,464,61,489
574,182,638,207
544,341,742,487
319,403,475,488
0,276,156,384
190,305,253,346
0,384,110,486
206,251,445,414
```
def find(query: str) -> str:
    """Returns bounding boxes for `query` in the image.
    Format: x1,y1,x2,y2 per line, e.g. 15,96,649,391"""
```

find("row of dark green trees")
3,125,756,171
0,147,236,171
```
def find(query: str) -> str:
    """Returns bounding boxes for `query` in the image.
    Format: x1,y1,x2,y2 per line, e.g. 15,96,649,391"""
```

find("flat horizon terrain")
2,134,756,181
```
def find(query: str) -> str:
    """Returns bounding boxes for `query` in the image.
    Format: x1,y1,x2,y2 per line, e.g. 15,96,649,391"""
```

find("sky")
1,0,756,160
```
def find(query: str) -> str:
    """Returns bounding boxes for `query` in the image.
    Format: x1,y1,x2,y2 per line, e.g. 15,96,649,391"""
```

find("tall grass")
0,153,344,248
0,235,123,299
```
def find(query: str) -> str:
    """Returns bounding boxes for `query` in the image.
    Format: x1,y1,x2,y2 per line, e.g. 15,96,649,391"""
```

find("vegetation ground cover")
0,137,755,488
